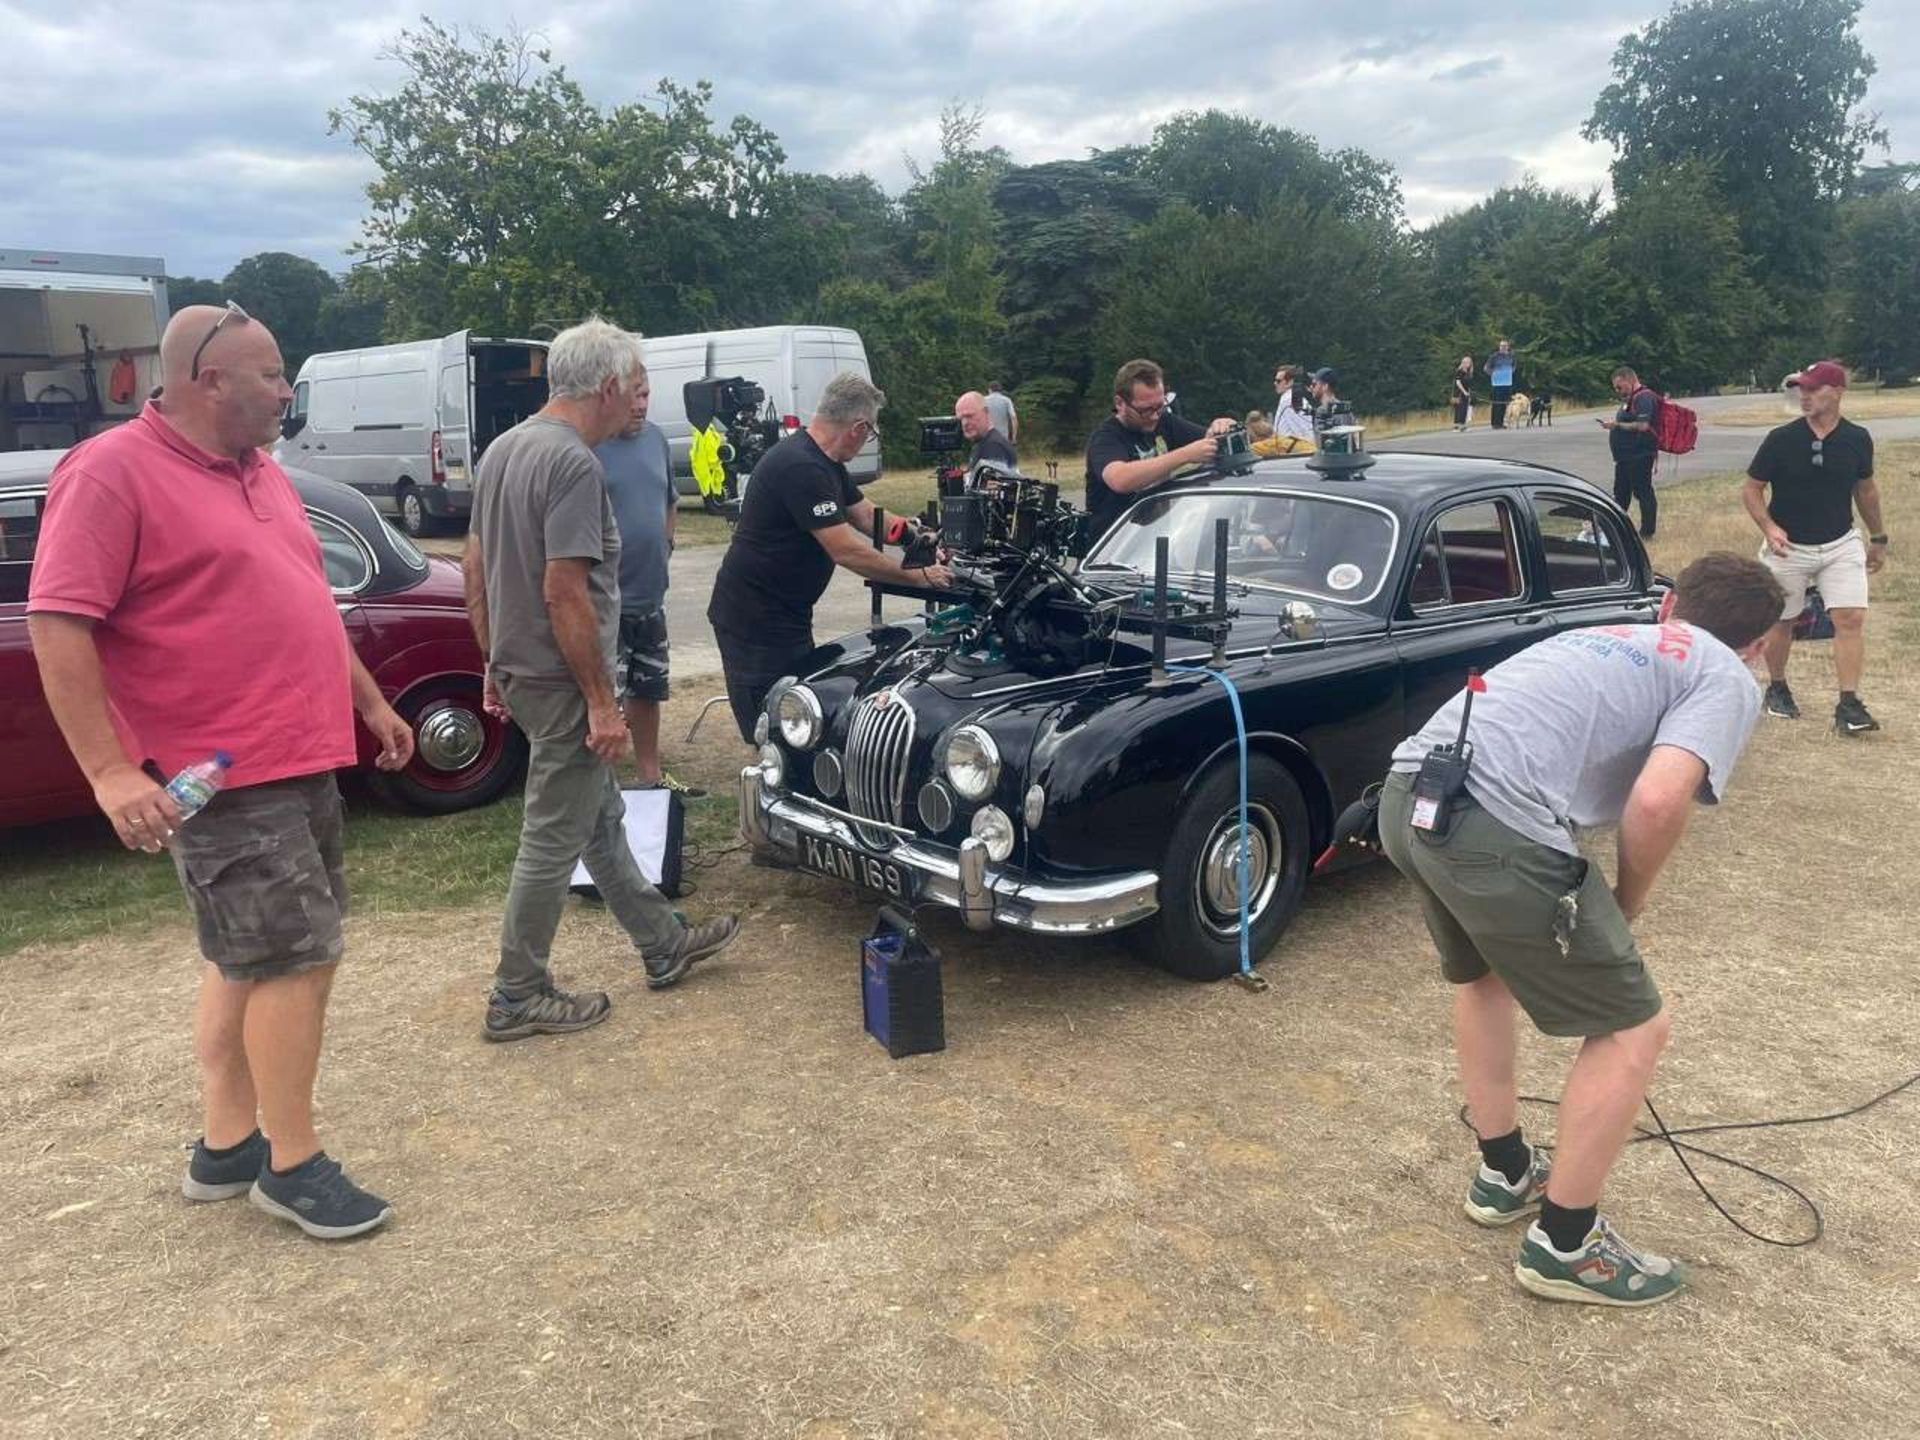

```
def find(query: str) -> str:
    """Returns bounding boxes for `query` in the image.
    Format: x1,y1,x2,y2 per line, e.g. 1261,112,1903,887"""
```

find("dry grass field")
3,455,1916,1439
1709,388,1920,428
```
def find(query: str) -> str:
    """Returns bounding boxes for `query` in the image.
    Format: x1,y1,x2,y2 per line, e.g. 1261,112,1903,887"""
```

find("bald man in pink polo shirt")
28,304,413,1240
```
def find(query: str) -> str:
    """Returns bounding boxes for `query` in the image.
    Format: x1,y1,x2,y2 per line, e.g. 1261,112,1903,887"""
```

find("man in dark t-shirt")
955,390,1017,471
1741,360,1889,734
707,372,954,742
1602,365,1661,538
1084,358,1235,541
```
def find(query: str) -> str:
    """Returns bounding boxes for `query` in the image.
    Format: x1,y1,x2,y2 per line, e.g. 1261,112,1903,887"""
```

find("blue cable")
1168,664,1252,977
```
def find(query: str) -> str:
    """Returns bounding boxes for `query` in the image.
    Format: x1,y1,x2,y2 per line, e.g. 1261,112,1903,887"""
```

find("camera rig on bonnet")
684,376,783,514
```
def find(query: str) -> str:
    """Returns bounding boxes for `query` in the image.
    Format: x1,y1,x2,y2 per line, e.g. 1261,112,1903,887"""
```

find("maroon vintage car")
0,450,526,828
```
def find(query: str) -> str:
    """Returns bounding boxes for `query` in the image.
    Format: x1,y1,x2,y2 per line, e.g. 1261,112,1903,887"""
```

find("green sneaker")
1464,1148,1551,1227
1514,1217,1687,1308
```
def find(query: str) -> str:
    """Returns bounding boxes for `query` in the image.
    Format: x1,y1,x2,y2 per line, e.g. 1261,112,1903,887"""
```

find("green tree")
221,252,338,373
316,267,391,351
1139,110,1403,227
1836,187,1920,379
1583,0,1885,346
165,276,226,311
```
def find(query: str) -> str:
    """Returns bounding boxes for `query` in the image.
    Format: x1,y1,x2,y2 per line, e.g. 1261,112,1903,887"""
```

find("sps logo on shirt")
812,500,839,518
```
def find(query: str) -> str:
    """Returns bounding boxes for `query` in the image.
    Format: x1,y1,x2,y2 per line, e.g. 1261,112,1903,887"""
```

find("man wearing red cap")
1742,360,1888,734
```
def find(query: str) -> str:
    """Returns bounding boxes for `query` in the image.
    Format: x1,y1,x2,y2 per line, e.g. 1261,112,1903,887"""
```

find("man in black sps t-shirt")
1083,358,1236,541
706,372,954,742
1741,360,1890,735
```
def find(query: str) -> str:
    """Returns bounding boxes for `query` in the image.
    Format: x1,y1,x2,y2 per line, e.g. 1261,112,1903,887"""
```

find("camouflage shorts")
615,605,671,703
170,772,347,982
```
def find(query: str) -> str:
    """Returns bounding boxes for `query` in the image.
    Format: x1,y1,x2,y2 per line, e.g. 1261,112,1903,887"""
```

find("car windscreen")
1087,490,1397,605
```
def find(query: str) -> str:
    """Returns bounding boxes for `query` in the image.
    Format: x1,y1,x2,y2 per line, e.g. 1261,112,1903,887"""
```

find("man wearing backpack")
1601,366,1660,539
1742,360,1888,735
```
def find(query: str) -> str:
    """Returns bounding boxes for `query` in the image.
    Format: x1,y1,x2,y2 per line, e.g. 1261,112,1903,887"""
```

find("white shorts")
1760,532,1869,618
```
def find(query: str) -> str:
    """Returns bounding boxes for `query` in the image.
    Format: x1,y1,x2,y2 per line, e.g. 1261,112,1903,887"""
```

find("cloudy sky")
3,0,1915,279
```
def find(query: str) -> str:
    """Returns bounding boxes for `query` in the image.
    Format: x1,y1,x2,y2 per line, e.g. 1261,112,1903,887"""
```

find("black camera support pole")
1210,519,1230,669
870,507,886,628
1148,536,1171,690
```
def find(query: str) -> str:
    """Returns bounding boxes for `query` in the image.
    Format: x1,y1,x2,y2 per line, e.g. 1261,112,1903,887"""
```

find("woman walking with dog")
1451,356,1474,431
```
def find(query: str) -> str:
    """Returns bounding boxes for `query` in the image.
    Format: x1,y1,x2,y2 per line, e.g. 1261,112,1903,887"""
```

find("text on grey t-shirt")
594,424,675,612
471,415,620,685
1390,622,1761,855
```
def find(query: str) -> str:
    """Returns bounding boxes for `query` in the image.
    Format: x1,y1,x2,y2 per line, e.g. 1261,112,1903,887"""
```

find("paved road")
657,393,1920,679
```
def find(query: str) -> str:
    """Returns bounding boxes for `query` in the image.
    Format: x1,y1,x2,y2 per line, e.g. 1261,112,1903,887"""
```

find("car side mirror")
281,413,307,440
1279,601,1319,642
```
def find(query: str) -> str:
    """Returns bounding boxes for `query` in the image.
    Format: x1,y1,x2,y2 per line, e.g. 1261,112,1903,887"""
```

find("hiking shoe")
182,1128,269,1202
1464,1147,1552,1227
646,914,740,990
1514,1216,1686,1308
1835,695,1881,735
1764,680,1800,720
248,1152,392,1240
483,982,612,1042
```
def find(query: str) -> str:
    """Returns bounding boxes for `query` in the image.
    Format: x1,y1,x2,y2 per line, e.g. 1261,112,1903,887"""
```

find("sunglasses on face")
189,300,251,380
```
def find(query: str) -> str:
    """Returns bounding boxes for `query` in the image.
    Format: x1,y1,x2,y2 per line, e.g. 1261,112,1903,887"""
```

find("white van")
640,325,881,494
276,332,548,536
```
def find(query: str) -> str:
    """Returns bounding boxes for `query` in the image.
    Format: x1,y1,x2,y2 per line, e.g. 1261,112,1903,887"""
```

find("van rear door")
826,329,881,482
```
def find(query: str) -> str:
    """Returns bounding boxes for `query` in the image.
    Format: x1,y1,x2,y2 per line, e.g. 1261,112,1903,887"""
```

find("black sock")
1477,1127,1531,1186
1538,1198,1597,1253
1840,690,1858,703
202,1128,262,1159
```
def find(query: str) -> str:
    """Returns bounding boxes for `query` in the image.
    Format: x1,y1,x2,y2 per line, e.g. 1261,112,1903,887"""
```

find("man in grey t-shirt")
1377,554,1783,1308
464,318,739,1042
594,365,700,794
983,382,1017,445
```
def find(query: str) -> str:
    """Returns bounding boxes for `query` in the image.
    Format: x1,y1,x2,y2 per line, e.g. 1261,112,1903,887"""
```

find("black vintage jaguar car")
738,447,1663,979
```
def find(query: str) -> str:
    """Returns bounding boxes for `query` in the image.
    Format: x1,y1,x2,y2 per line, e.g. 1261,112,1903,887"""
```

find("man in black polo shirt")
955,390,1017,471
707,372,953,743
1741,360,1889,734
1084,358,1236,541
1602,365,1660,538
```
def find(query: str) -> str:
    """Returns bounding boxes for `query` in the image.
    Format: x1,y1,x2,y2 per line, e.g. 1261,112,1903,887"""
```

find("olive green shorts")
1378,772,1661,1038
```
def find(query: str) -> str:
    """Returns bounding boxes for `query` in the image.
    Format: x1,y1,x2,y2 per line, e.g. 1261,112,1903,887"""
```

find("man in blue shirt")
1485,340,1517,430
594,367,702,795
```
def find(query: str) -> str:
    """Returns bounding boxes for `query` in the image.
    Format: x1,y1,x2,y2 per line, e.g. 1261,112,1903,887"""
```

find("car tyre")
397,483,440,538
1133,754,1310,981
367,680,527,815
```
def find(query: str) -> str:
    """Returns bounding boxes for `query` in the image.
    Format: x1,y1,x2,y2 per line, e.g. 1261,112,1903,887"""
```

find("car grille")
845,690,915,849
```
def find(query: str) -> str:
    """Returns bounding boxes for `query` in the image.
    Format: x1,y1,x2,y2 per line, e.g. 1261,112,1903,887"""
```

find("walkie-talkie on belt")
1410,669,1485,837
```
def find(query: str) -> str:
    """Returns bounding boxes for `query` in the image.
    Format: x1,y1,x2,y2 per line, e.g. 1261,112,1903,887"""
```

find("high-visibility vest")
690,422,730,500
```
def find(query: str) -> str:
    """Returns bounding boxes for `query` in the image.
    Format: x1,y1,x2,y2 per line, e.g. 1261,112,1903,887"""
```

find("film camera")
926,462,1091,566
684,375,782,512
918,415,969,490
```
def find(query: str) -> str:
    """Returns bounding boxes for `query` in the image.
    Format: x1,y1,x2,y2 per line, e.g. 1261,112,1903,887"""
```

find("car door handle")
314,444,328,451
1514,612,1551,626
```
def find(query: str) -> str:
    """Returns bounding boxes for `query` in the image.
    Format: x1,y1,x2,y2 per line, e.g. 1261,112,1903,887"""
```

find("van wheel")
398,484,440,538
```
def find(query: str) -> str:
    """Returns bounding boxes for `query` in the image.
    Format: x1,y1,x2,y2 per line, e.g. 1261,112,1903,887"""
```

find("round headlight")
777,685,824,750
917,780,955,833
944,725,1001,802
971,804,1015,863
753,712,770,746
758,742,785,790
813,748,844,798
1023,783,1046,831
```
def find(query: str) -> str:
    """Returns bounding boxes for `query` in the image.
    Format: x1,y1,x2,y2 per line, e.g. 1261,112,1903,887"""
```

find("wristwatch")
1869,533,1889,546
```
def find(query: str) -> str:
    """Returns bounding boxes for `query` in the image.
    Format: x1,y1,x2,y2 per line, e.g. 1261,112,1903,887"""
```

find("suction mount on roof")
1307,424,1374,476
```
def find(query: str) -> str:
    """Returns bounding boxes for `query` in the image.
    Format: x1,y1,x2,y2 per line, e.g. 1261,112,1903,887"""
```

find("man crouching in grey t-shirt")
1378,554,1784,1309
463,318,741,1042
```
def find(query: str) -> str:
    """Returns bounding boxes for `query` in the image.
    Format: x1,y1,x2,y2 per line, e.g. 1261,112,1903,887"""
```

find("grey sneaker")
248,1152,392,1240
183,1128,269,1202
484,982,612,1042
1514,1216,1686,1308
1464,1147,1551,1227
1764,680,1800,719
646,914,740,989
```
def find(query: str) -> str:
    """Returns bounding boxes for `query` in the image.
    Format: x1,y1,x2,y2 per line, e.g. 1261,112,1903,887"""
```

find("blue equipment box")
861,906,945,1059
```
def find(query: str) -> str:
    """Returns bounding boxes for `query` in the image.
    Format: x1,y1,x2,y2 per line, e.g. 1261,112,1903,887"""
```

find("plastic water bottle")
166,752,234,823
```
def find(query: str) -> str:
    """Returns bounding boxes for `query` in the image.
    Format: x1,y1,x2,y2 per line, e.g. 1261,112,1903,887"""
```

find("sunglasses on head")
189,300,251,380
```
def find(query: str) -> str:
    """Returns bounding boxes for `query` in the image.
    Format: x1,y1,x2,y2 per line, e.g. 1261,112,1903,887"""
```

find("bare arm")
1854,476,1885,536
814,521,953,588
1100,437,1215,496
1742,477,1789,553
1612,745,1708,920
347,647,413,770
543,557,626,763
462,540,491,655
26,611,181,849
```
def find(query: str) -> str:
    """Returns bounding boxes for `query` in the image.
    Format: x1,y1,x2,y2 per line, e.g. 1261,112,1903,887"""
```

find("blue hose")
1168,664,1252,977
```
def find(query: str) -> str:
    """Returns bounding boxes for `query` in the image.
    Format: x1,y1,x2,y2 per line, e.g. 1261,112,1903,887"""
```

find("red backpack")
1635,386,1698,455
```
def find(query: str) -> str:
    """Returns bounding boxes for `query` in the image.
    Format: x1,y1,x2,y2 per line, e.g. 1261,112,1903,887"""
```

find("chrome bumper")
738,764,1159,937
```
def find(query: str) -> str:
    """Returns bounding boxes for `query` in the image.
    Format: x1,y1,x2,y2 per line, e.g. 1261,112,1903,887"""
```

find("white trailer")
0,248,170,452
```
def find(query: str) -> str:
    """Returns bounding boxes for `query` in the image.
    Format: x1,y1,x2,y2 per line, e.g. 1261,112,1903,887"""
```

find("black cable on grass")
1456,1068,1918,1247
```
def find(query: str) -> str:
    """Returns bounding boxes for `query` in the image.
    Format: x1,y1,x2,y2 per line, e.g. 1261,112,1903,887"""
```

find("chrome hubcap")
1195,802,1282,935
416,705,485,771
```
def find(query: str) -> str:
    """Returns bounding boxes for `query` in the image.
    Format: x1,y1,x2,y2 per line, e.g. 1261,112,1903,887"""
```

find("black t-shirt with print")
707,430,863,645
1084,412,1207,539
1747,416,1874,545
